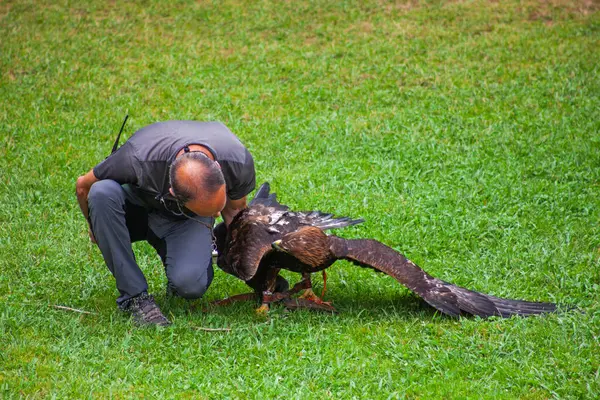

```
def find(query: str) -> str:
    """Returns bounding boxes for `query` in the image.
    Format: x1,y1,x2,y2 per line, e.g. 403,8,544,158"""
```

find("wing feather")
331,237,557,318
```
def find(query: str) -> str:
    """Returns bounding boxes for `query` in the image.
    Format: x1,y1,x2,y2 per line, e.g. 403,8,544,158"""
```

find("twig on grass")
51,305,98,315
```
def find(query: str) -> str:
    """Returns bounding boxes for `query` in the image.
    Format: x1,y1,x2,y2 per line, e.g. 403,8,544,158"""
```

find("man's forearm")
76,188,90,222
76,170,99,224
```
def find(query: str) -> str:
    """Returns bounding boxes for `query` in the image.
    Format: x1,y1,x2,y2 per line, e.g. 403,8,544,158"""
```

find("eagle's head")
272,226,332,267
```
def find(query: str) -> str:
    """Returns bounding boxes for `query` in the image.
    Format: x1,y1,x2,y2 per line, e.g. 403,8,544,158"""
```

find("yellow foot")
255,304,270,315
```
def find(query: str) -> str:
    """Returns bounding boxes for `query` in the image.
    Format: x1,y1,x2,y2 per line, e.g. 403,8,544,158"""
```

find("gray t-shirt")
93,121,255,209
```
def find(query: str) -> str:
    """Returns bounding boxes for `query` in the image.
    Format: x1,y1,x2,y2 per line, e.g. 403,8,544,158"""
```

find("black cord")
111,115,129,154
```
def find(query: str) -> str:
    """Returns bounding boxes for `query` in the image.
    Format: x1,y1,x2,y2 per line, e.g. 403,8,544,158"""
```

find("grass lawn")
1,0,599,398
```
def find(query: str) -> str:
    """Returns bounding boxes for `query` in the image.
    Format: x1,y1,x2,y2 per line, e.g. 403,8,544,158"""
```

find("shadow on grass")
192,289,453,324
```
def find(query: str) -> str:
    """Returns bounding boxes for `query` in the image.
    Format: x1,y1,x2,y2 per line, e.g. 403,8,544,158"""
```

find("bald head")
169,152,226,216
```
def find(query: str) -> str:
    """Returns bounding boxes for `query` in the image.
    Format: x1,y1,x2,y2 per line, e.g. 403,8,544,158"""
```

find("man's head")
169,152,226,217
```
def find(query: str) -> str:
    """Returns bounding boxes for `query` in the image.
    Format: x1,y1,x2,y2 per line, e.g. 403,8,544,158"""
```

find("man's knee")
88,180,125,210
168,262,214,300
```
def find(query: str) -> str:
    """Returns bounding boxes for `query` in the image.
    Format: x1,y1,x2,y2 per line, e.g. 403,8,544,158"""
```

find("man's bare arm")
221,196,247,226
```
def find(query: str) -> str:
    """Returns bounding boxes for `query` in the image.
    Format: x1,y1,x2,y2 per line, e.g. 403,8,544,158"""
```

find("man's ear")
169,187,175,196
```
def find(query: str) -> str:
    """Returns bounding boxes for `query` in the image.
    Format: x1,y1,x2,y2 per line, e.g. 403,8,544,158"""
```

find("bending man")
76,121,255,326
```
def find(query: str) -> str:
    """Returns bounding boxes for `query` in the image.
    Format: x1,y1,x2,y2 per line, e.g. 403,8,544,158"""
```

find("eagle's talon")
299,288,329,304
255,304,270,315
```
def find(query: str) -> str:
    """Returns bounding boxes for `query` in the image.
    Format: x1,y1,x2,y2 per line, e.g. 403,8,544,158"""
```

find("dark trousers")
87,180,214,306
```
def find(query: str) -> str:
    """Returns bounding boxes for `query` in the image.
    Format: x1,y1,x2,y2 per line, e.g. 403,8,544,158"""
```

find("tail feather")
334,237,559,318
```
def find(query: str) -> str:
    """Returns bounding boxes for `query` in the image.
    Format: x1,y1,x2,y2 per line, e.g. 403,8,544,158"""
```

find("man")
76,121,255,326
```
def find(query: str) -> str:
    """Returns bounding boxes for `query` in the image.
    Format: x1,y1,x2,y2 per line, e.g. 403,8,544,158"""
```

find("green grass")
1,0,599,398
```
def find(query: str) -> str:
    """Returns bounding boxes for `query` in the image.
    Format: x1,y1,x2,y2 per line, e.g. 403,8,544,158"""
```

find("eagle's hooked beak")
272,239,284,252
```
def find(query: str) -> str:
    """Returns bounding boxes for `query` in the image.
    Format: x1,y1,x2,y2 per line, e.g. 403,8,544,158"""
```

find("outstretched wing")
330,237,557,318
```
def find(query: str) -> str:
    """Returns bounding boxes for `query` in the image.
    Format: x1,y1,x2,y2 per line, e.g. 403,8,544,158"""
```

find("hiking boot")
120,292,171,327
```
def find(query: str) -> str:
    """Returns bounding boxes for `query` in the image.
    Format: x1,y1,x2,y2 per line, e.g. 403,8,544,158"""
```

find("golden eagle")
214,183,558,317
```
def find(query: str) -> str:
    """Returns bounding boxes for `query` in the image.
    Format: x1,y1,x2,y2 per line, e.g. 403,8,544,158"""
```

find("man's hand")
221,196,247,226
76,169,99,241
